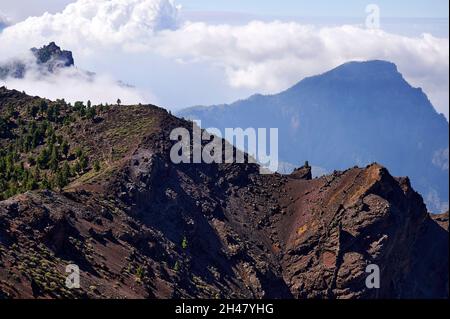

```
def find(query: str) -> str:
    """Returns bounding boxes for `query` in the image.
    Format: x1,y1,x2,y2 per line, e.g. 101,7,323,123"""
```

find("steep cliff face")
0,88,448,299
277,164,448,298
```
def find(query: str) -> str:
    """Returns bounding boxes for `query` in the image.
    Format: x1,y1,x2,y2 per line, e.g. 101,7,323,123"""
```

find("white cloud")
0,52,153,106
155,22,449,117
0,69,153,106
426,188,449,213
432,147,449,171
0,0,179,55
0,0,448,118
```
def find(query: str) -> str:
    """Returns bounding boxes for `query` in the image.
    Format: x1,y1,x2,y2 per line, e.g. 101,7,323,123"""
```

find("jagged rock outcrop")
291,163,312,180
0,88,448,299
278,164,448,298
31,42,74,72
0,42,74,80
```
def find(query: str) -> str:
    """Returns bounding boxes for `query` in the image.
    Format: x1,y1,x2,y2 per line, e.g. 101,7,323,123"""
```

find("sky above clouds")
1,0,448,21
0,0,448,118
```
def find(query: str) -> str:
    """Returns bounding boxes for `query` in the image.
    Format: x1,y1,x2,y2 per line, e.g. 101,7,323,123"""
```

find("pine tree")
55,169,67,190
79,154,88,171
37,148,50,169
61,140,70,159
39,100,48,116
94,160,101,172
62,161,71,180
49,145,59,172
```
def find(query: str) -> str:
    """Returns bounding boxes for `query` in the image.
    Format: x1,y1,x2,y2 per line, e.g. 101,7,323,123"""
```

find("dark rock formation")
0,42,74,79
31,42,74,72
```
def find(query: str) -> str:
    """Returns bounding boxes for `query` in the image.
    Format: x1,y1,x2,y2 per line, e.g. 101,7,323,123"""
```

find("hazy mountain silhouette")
178,60,449,212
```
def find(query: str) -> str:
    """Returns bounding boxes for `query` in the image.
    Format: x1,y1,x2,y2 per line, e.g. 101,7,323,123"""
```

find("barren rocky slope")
0,87,448,299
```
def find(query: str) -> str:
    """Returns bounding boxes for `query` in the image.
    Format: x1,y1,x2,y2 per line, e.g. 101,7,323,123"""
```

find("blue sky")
1,0,449,21
177,0,449,37
179,0,449,18
0,0,448,118
1,1,448,37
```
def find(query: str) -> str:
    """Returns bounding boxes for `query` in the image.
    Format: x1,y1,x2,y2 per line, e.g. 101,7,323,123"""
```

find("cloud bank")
0,51,153,106
0,0,180,57
157,22,448,116
0,67,152,106
0,0,448,117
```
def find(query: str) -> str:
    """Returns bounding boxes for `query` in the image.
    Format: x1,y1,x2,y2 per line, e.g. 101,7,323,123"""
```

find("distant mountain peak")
178,60,449,213
0,42,74,79
283,59,408,99
336,59,397,70
325,60,399,78
30,42,74,71
311,60,400,83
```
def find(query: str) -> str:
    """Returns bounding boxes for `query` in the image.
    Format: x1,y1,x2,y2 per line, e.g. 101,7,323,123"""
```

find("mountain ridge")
0,87,448,298
178,60,449,213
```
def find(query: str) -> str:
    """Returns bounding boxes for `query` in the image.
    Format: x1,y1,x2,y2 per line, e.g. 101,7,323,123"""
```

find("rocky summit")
0,87,448,299
30,42,74,73
0,42,74,80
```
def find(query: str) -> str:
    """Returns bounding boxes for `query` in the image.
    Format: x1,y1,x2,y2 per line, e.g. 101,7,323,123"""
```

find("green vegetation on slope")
1,88,163,200
0,92,104,200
